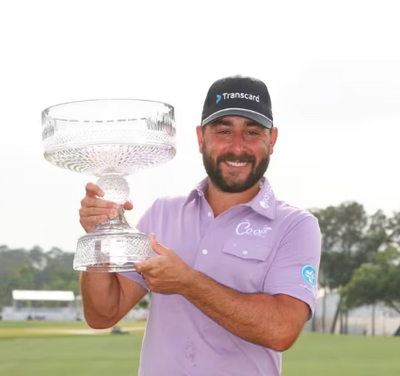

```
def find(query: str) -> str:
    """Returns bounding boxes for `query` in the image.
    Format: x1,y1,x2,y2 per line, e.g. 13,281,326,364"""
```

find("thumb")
124,199,133,211
150,233,170,255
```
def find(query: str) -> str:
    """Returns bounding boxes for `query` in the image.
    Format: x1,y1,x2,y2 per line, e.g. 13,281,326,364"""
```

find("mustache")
216,152,256,164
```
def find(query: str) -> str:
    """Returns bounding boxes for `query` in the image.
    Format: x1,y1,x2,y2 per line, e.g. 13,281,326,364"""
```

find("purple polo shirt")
121,177,321,376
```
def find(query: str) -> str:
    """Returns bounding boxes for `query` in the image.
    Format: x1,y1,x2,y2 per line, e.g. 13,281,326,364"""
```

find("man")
79,75,321,376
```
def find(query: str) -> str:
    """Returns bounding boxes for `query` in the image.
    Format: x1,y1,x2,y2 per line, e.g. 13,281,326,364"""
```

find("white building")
2,290,82,321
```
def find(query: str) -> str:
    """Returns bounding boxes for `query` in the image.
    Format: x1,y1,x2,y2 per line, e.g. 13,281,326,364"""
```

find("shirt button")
202,249,208,255
243,250,248,255
207,212,212,217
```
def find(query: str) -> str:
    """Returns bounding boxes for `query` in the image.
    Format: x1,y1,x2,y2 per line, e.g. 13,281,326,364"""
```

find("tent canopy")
12,290,75,302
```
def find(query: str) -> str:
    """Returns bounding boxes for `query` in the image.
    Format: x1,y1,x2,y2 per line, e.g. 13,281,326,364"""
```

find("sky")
0,0,399,253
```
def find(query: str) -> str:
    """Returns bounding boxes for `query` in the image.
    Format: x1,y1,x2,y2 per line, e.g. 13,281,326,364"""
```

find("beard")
202,144,270,193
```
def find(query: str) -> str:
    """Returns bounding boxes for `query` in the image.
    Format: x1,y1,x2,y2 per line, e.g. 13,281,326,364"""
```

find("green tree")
313,203,390,333
0,247,32,308
45,271,80,295
342,246,400,314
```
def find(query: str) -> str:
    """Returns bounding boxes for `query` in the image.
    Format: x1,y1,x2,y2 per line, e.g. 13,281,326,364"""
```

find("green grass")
0,321,399,375
283,333,400,375
0,334,143,376
0,320,146,339
0,320,89,328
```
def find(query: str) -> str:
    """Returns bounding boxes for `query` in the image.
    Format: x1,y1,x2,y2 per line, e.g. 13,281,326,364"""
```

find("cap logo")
216,92,260,103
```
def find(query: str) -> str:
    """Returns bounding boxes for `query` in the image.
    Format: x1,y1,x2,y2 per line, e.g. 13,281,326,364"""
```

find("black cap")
201,75,273,129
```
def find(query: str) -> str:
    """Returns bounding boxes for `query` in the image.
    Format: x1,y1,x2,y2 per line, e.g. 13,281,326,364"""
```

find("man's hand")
79,182,133,233
135,234,193,295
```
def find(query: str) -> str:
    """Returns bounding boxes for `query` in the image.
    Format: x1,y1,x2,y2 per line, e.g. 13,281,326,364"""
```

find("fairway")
0,321,399,375
283,332,400,376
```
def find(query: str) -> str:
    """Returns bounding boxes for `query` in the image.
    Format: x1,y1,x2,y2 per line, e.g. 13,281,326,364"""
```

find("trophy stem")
96,175,130,205
92,205,130,234
74,181,153,273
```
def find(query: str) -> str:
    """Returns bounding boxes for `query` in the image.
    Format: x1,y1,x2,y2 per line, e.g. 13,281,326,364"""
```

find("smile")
226,161,249,167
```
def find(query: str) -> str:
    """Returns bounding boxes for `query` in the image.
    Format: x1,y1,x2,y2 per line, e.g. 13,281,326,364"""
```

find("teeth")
226,161,248,167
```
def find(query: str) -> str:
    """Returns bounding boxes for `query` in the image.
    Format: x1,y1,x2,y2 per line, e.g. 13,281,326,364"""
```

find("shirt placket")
193,197,248,272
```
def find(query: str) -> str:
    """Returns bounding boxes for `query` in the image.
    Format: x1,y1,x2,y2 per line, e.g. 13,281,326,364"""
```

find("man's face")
196,116,278,193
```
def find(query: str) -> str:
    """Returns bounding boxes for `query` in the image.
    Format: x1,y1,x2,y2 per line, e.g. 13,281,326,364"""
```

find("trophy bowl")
42,99,176,272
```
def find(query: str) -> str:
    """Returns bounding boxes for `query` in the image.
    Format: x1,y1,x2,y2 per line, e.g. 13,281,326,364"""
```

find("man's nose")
231,132,245,154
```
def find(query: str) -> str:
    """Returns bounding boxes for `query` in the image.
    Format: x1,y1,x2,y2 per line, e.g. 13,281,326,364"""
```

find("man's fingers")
150,233,170,256
81,183,133,234
124,200,133,211
81,196,117,209
135,263,152,273
80,215,108,232
135,258,158,273
85,182,104,198
79,206,119,218
81,214,108,227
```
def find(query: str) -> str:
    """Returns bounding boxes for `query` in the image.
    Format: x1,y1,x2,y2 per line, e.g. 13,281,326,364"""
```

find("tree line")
0,201,399,331
0,246,78,309
313,202,400,334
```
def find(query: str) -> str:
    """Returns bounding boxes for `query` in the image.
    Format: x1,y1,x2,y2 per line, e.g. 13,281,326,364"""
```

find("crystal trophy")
42,99,176,272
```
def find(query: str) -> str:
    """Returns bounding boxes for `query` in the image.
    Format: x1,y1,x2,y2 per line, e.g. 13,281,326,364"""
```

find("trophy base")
74,208,154,273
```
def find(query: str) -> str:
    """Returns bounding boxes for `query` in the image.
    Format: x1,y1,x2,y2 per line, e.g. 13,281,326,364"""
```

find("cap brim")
201,108,273,129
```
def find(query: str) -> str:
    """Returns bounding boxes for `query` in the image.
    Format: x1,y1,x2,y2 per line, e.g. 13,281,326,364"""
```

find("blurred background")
0,0,399,375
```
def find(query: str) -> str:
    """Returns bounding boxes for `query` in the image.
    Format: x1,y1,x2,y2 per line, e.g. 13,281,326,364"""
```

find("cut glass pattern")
42,99,176,272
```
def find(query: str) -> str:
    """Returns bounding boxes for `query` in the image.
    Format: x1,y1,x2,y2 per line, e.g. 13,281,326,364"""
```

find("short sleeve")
263,215,321,319
118,206,152,290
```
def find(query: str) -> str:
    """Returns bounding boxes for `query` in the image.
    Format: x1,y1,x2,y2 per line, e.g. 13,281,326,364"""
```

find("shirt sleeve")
263,215,321,319
118,206,152,290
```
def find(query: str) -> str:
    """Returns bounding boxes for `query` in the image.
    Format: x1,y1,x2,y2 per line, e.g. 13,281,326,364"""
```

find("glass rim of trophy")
42,98,176,273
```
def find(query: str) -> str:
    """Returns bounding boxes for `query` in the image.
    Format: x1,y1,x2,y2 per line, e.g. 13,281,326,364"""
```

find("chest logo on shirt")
236,219,272,238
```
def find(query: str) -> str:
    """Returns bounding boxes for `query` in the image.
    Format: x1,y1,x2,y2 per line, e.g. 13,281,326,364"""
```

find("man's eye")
218,130,230,134
247,131,259,136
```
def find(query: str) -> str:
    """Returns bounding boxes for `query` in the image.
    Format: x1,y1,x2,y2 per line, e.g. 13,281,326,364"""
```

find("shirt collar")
183,178,209,205
247,177,276,220
183,176,276,220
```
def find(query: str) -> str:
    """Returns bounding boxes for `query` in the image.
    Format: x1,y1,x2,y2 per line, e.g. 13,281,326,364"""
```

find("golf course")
0,320,399,375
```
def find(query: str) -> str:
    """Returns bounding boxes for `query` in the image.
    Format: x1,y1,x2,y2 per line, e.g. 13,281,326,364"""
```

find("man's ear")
196,125,204,153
